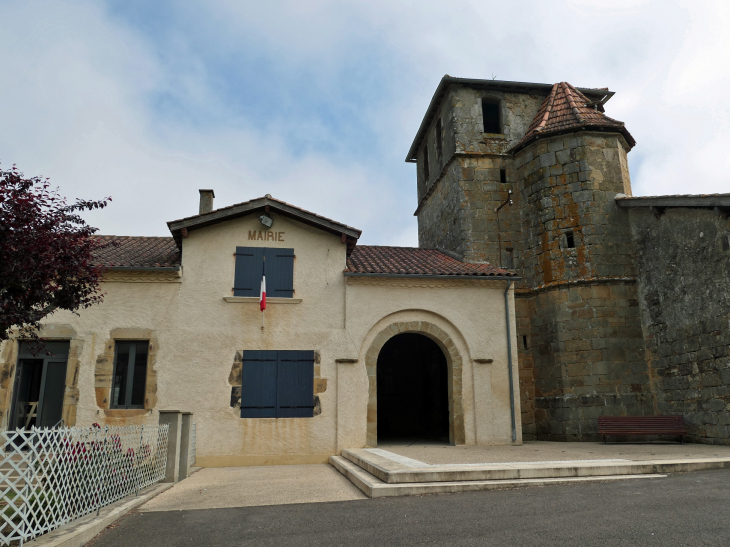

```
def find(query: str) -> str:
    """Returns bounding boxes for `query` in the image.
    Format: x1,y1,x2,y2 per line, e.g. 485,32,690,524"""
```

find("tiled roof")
346,246,517,277
509,82,635,153
92,236,181,268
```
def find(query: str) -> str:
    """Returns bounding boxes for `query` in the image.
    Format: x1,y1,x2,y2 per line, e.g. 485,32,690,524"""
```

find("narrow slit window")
522,335,529,350
435,118,443,161
500,169,507,183
565,231,575,249
482,99,501,134
423,145,430,181
504,248,514,269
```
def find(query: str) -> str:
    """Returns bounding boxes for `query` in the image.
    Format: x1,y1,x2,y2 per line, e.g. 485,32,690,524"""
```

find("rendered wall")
0,211,521,466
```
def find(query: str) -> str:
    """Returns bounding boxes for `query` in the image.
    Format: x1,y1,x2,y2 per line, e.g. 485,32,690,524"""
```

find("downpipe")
504,280,517,443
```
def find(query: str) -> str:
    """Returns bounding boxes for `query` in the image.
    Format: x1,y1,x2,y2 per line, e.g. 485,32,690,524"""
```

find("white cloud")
0,0,728,254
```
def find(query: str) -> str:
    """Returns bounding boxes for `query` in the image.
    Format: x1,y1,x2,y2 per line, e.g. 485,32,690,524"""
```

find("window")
500,169,507,183
565,230,575,249
11,341,69,429
482,98,501,134
234,247,295,297
504,248,514,269
240,350,314,418
435,118,443,161
423,145,430,181
111,341,148,409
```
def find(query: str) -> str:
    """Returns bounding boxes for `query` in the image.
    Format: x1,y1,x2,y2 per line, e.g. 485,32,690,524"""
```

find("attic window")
565,230,575,249
423,145,430,181
436,118,443,161
500,169,507,183
482,98,501,134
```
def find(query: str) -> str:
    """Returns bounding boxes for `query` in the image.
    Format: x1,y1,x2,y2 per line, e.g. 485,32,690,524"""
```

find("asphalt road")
87,469,730,547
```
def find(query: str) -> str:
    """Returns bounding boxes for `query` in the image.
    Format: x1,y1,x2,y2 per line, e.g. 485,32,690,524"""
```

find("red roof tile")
509,82,635,153
92,236,181,268
346,246,516,277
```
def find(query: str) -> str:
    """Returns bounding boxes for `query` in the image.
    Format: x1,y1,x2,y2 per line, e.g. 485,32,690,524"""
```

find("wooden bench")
598,416,688,444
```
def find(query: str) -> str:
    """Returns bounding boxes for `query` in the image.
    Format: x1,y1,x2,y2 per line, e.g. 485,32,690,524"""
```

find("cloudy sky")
1,0,728,245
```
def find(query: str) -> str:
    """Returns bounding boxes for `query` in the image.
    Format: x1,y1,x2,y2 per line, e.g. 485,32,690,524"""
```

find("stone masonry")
629,206,730,444
410,77,730,444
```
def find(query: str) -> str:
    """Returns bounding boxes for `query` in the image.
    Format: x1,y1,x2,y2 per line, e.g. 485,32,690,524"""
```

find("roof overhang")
406,76,615,162
167,196,362,250
615,194,730,208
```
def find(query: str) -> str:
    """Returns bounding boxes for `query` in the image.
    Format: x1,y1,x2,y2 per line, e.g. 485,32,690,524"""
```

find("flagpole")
260,256,266,330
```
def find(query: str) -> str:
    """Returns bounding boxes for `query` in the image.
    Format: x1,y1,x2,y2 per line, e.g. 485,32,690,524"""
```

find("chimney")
199,189,215,214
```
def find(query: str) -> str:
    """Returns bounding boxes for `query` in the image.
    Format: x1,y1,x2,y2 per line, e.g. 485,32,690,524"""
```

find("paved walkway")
138,441,730,512
140,464,366,512
379,440,730,465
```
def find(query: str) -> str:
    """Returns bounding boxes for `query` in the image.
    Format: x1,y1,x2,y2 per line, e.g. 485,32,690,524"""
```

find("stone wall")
517,282,652,440
514,132,635,287
630,207,730,444
513,131,652,440
417,159,468,259
416,86,539,265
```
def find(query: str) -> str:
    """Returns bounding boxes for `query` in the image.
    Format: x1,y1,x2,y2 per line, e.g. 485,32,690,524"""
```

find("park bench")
598,415,688,444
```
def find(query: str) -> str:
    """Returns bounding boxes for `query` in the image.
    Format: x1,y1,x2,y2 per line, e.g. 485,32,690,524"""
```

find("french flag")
259,260,266,311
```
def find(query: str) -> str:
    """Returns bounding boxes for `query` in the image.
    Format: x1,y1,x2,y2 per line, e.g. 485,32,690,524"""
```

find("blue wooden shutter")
234,247,264,297
276,350,314,418
240,350,277,418
264,248,295,298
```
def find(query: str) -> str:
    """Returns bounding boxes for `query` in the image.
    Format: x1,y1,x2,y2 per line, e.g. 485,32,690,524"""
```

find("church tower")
409,77,654,440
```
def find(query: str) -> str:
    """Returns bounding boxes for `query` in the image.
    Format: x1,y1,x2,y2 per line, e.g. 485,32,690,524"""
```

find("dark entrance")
10,341,69,430
377,333,449,443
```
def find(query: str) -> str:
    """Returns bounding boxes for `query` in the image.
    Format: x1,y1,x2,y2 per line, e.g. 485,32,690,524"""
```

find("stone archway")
364,321,465,447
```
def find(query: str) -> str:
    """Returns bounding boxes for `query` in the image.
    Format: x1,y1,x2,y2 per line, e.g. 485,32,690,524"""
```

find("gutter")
344,272,520,281
504,280,517,443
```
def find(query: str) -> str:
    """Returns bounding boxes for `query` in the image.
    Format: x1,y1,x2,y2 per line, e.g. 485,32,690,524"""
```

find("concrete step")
330,456,667,498
341,448,730,484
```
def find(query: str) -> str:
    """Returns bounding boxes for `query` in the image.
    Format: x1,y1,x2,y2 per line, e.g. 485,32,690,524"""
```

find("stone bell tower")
409,77,654,441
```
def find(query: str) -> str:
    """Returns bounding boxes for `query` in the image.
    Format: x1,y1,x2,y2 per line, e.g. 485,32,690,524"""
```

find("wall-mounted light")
259,214,274,228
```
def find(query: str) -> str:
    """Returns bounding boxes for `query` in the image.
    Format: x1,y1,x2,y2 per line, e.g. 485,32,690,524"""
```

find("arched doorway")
376,333,449,443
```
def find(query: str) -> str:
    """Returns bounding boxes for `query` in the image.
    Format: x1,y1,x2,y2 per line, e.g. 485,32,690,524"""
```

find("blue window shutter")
276,351,314,418
264,248,294,298
234,247,264,297
240,350,277,418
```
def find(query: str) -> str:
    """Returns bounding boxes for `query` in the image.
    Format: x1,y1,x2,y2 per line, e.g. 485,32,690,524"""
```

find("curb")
26,483,173,547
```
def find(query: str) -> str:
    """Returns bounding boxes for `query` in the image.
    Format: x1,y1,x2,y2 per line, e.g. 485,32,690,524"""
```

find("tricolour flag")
259,260,266,311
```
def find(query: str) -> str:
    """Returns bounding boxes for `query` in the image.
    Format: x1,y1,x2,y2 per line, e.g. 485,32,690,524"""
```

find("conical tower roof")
509,82,635,153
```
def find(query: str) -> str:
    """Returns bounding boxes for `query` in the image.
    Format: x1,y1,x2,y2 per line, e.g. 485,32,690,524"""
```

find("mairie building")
0,193,521,466
2,76,729,461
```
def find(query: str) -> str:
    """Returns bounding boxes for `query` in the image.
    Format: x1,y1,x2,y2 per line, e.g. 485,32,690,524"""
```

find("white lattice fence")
0,424,169,546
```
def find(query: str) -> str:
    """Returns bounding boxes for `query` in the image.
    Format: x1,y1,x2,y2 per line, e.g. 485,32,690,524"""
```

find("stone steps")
331,448,730,498
330,455,667,498
340,448,730,484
